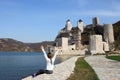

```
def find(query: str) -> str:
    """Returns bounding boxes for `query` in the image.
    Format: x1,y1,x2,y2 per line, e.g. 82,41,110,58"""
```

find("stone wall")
75,30,82,50
58,37,68,51
89,35,105,55
103,42,109,51
104,24,114,44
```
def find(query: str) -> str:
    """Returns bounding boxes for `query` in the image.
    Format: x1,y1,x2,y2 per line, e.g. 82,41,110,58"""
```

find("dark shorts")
44,70,53,74
32,69,53,77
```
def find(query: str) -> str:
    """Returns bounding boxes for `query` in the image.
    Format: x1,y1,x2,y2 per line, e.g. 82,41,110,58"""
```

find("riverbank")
22,56,80,80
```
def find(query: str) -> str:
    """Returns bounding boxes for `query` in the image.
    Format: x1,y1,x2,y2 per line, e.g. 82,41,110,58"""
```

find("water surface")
0,52,70,80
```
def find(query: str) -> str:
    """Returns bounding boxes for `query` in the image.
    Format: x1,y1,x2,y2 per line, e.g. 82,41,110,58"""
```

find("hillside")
0,38,33,52
113,21,120,50
113,21,120,41
0,38,54,52
27,41,54,52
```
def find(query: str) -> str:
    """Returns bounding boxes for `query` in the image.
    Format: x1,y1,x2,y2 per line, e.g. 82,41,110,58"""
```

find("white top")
41,48,58,70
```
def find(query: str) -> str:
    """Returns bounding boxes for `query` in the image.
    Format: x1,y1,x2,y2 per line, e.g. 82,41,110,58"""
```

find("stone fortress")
89,17,114,55
49,17,114,55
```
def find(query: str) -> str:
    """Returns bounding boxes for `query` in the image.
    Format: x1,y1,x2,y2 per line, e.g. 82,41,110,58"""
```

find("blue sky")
0,0,120,43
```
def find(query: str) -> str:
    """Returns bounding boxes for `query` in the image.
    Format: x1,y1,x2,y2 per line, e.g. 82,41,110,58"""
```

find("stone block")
89,35,105,55
103,42,109,51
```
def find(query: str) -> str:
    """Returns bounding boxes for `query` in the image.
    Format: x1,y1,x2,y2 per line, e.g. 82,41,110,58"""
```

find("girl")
32,45,59,77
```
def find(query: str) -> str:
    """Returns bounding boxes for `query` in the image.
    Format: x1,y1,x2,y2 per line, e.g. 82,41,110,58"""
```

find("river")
0,52,71,80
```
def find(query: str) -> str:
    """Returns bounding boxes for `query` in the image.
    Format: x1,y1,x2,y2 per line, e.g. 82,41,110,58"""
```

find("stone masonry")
89,35,105,55
104,24,114,44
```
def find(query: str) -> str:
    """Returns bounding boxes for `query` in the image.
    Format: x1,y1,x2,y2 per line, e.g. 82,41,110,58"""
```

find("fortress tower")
76,29,81,50
89,35,105,54
92,17,100,27
57,37,68,51
65,19,72,31
104,24,114,44
77,19,84,33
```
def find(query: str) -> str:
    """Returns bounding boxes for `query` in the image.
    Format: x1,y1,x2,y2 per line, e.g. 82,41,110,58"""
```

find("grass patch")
67,57,99,80
106,55,120,61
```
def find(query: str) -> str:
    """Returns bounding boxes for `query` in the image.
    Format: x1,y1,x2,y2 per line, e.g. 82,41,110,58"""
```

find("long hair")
47,52,52,64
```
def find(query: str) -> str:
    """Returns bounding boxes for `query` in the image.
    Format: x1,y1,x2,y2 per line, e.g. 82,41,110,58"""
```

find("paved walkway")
22,56,79,80
85,55,120,80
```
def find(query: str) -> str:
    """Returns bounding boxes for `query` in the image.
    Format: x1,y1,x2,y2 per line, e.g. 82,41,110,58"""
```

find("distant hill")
0,38,33,52
27,41,54,52
0,38,54,52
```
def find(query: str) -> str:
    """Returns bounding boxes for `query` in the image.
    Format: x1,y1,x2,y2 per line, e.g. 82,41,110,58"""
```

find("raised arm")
41,46,48,60
52,50,59,62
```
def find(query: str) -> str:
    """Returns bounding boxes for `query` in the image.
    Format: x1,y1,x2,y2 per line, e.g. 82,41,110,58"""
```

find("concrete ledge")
22,76,32,80
22,56,80,80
